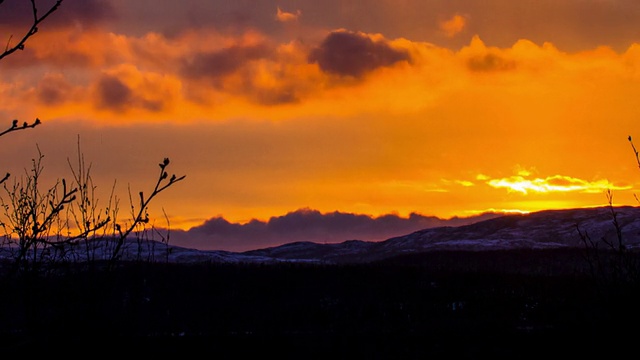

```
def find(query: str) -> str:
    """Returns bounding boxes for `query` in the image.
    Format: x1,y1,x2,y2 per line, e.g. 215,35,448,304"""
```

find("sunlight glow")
463,208,531,217
486,175,630,194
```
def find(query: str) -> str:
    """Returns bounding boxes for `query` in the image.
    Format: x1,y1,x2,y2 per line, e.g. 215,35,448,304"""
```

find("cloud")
0,0,115,30
96,74,132,111
4,27,639,124
467,52,516,72
49,0,116,28
276,7,301,22
0,29,113,69
93,65,180,113
178,38,325,105
169,208,500,252
486,174,630,195
455,180,475,187
308,30,411,78
462,36,517,72
36,73,74,105
180,43,273,82
440,14,466,38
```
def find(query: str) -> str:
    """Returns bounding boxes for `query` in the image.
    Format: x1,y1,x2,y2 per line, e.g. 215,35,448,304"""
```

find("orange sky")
2,0,640,231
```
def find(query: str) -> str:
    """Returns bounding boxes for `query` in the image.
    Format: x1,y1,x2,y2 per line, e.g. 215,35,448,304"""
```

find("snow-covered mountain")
3,205,639,265
243,205,640,263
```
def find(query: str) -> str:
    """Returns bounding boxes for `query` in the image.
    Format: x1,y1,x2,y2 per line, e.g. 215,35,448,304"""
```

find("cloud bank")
167,208,503,252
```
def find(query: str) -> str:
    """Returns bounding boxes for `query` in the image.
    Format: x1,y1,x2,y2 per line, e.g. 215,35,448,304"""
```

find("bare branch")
629,135,640,170
0,118,42,138
108,159,185,266
0,0,62,61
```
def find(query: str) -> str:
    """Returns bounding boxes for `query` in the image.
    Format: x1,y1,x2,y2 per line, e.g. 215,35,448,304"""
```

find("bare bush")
0,137,185,273
0,1,186,273
578,136,640,292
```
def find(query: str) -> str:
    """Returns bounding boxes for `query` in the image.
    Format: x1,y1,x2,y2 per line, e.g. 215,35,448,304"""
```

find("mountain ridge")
242,205,640,263
2,205,638,265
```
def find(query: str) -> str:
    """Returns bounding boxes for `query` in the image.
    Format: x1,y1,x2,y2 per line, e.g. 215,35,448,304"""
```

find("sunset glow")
486,174,630,194
1,0,640,235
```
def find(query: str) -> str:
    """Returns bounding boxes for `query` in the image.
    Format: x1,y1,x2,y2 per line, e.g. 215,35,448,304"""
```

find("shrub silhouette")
0,1,185,274
577,136,640,329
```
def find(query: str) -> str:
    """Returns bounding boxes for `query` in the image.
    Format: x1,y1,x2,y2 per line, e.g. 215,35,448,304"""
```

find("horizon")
165,204,633,252
2,1,640,238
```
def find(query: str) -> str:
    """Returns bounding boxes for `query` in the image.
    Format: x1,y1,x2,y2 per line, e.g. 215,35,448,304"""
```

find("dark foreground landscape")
1,247,639,357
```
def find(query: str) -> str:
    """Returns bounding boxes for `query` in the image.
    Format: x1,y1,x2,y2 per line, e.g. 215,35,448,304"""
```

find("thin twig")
0,0,63,61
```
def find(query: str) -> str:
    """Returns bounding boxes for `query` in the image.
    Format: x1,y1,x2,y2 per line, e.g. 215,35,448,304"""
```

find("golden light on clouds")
1,0,640,235
486,174,630,195
276,7,301,22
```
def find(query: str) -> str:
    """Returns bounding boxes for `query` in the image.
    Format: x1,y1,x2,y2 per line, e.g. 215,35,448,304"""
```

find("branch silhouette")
108,158,186,267
0,0,62,61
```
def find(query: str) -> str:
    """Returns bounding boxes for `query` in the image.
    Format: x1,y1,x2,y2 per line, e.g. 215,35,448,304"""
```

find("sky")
2,0,640,251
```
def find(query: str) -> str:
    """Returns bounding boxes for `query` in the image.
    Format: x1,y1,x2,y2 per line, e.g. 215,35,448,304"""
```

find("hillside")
3,205,638,265
1,206,639,356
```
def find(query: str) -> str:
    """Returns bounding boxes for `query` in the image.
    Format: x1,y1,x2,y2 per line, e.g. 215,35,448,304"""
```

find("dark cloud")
180,44,272,82
139,98,164,112
0,0,114,30
308,30,410,78
180,43,303,105
50,0,115,28
95,74,168,113
467,53,516,72
169,208,501,252
38,85,65,105
252,87,299,105
96,74,132,111
112,2,288,39
37,75,72,105
0,0,60,28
